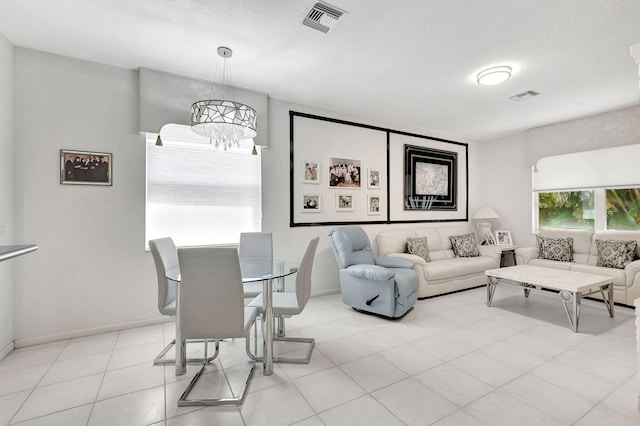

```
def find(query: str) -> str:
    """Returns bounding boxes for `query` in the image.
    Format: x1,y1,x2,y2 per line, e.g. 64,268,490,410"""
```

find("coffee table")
485,265,614,332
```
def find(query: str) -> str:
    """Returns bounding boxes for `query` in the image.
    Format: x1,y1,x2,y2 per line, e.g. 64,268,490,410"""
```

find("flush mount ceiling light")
190,46,258,151
476,66,512,86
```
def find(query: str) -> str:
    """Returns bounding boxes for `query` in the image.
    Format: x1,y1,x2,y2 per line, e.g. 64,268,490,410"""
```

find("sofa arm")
625,259,640,287
477,245,501,264
345,264,395,282
384,253,428,266
375,256,416,269
516,247,538,264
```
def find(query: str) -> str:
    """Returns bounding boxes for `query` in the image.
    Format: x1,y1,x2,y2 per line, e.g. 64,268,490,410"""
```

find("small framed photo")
483,231,497,246
329,157,361,188
367,195,381,215
60,149,112,186
335,193,354,212
495,230,513,245
301,194,322,213
302,160,319,184
368,169,381,189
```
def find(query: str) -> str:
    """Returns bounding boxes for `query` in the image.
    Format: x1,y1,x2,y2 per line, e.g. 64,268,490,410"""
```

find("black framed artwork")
403,144,457,211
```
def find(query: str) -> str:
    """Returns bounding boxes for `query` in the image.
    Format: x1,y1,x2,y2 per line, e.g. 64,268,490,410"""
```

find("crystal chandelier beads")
190,100,257,149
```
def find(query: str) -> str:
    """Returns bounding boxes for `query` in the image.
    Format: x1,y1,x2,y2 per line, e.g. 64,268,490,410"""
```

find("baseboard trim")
0,341,14,361
13,291,340,350
14,317,173,349
311,288,341,298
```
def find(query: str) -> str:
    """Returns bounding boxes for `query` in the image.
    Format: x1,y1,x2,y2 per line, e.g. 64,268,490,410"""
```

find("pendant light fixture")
190,46,258,150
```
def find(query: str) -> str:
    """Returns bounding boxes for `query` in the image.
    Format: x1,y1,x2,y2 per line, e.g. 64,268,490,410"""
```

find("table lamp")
473,206,501,244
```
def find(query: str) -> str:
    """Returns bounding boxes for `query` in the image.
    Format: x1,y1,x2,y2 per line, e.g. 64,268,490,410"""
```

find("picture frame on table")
335,193,354,211
495,230,512,245
367,195,381,215
302,160,320,184
301,194,322,213
368,169,381,189
483,231,497,246
60,149,112,186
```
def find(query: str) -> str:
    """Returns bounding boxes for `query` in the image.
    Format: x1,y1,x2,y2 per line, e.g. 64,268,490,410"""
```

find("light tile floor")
1,286,639,425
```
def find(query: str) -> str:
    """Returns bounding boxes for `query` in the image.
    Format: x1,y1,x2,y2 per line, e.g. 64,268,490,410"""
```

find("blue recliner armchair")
329,226,419,318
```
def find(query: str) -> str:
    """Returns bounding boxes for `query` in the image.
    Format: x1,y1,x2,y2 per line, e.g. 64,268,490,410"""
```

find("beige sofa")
515,228,640,306
376,226,501,298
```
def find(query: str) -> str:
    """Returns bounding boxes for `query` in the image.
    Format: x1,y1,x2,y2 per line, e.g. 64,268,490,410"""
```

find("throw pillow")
406,237,431,262
449,233,480,258
536,235,574,262
596,239,637,269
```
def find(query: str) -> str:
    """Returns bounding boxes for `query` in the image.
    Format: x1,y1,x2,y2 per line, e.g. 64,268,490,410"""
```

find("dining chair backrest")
295,237,320,311
239,232,273,258
177,246,245,340
149,237,178,315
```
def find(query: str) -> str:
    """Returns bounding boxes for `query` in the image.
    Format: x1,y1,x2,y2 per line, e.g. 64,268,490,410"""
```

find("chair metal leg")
153,339,218,365
178,341,255,407
245,315,314,364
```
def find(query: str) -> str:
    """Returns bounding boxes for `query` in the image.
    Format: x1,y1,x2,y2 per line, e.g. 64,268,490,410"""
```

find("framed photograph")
335,193,354,211
301,193,322,213
329,157,361,188
403,144,457,211
60,149,112,186
367,195,381,215
302,160,320,184
368,169,381,189
495,230,513,245
483,231,497,246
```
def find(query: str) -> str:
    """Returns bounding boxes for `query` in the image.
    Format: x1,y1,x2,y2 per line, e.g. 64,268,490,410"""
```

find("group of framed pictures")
301,157,382,215
483,230,513,246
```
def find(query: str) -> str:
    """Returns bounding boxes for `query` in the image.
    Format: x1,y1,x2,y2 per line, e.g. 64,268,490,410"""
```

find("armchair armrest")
345,264,395,282
516,247,538,264
384,253,428,266
375,256,416,269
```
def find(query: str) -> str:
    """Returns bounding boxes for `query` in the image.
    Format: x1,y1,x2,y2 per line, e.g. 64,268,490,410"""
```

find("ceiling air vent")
303,1,347,33
509,90,540,102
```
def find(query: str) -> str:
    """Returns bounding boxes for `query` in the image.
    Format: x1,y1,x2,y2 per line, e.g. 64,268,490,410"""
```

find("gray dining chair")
148,237,215,365
177,246,258,406
239,232,273,298
247,237,319,364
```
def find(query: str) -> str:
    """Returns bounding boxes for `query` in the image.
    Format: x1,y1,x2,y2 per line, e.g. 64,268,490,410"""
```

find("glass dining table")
165,257,298,376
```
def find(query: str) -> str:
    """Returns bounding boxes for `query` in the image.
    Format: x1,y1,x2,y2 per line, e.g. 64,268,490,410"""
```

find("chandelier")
190,47,258,150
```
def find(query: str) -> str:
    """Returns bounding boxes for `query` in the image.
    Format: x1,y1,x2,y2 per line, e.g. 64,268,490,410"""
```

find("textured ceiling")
1,0,640,141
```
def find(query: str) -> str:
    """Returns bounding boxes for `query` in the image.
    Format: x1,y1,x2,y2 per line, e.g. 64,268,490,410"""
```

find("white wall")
473,133,534,247
0,31,15,356
10,48,485,344
263,99,483,296
13,49,158,345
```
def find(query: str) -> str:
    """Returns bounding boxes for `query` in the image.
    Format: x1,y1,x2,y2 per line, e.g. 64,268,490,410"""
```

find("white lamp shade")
472,206,501,220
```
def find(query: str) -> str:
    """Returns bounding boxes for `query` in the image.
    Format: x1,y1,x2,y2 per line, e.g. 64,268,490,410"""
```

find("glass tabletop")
166,257,298,283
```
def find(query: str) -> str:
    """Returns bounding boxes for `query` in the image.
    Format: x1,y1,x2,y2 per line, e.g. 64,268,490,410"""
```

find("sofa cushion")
571,264,626,288
449,233,480,258
406,237,431,262
421,256,495,281
377,229,417,257
528,258,573,270
595,239,637,269
539,228,592,255
537,235,573,262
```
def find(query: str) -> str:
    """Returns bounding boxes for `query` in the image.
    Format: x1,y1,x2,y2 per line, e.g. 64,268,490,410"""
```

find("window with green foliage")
538,191,595,230
606,188,640,230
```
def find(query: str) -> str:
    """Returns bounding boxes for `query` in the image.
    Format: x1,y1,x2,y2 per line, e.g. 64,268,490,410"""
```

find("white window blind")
146,124,261,246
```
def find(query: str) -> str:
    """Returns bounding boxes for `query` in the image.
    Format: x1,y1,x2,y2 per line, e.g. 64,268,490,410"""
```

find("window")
606,188,640,230
146,124,261,246
536,187,640,232
538,190,594,230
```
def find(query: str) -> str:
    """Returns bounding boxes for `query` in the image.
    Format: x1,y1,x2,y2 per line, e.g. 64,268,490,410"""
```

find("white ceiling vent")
303,2,347,33
509,90,540,102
